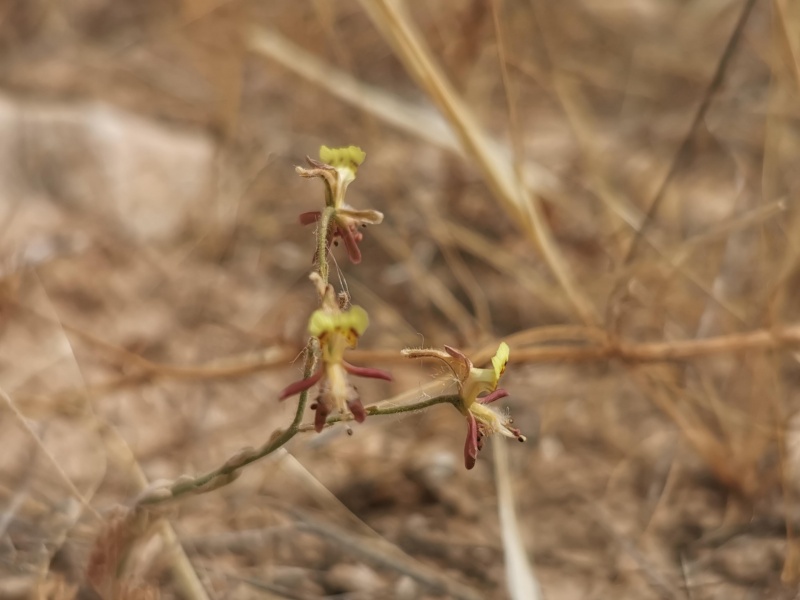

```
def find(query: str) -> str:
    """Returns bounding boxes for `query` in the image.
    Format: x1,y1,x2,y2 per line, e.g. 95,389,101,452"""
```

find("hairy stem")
297,394,460,432
137,344,317,507
135,392,458,509
317,206,336,287
368,394,459,415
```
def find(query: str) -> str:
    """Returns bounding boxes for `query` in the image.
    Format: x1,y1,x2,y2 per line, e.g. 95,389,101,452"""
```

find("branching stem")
136,392,458,509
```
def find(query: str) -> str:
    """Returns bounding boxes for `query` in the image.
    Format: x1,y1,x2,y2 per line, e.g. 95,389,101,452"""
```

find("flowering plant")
132,145,526,511
86,138,532,597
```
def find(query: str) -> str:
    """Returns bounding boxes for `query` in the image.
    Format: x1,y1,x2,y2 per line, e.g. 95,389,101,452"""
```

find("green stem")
135,392,458,508
317,206,336,287
137,344,317,507
296,394,460,432
368,394,459,416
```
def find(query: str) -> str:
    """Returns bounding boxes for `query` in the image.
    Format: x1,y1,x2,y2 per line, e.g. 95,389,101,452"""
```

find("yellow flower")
280,304,391,432
403,342,524,469
319,145,366,181
296,146,383,264
308,305,369,345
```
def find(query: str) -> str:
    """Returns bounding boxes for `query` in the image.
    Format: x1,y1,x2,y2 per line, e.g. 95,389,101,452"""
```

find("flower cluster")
403,342,525,469
281,146,391,432
282,144,524,469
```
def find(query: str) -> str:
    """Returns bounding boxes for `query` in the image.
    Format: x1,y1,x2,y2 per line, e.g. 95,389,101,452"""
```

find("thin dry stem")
286,505,483,600
372,224,479,339
493,438,542,600
622,0,759,263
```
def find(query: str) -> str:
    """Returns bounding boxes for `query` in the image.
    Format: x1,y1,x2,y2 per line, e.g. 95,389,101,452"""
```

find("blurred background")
0,0,798,598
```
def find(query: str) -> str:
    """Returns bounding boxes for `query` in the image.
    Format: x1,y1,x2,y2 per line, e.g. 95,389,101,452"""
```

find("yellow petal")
307,305,370,338
342,305,369,336
319,145,366,170
491,342,509,381
308,310,337,337
459,342,509,406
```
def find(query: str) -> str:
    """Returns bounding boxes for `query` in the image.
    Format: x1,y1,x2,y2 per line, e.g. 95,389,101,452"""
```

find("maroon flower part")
279,359,392,432
462,388,525,470
296,146,383,264
298,209,380,264
279,304,391,431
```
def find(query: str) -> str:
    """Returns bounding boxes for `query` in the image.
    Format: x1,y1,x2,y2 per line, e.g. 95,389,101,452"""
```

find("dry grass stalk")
357,0,599,325
287,505,483,600
3,2,798,597
493,438,542,600
85,508,148,599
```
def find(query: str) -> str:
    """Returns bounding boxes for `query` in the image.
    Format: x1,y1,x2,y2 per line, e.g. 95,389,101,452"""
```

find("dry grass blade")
421,208,493,334
354,0,519,210
357,0,598,326
492,438,542,600
274,450,381,538
0,386,99,519
246,27,458,155
622,0,759,263
244,26,559,195
442,220,568,317
372,222,480,340
94,414,212,600
286,506,483,600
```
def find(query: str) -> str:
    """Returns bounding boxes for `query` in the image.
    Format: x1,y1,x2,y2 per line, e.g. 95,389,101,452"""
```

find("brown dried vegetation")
0,0,798,598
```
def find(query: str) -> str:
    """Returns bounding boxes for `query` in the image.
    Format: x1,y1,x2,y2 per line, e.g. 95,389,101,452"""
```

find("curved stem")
137,343,318,508
135,392,458,509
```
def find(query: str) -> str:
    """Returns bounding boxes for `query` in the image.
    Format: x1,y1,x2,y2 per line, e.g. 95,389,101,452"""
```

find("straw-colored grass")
0,0,798,598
